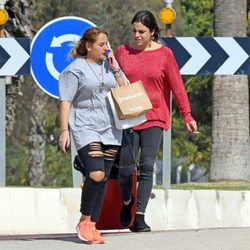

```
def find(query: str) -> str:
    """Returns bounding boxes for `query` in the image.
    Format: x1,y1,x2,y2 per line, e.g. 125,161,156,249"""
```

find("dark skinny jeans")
118,126,163,213
78,143,118,222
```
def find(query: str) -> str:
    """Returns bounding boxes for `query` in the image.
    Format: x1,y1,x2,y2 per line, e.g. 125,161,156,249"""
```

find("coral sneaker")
76,220,93,243
90,222,106,244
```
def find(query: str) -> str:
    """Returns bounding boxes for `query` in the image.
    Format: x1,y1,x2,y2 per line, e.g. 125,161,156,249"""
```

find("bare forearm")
59,101,71,131
113,68,127,86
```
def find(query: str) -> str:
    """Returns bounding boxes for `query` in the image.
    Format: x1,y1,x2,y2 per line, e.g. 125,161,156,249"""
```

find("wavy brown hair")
71,27,108,58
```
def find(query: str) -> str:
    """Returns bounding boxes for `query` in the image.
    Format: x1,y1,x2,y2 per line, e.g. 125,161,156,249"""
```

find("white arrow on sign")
45,34,81,79
214,37,249,75
45,52,60,80
50,34,81,47
0,38,29,75
176,37,211,75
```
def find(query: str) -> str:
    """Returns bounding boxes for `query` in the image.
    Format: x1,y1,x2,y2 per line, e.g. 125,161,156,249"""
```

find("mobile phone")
105,50,110,57
106,41,111,57
106,41,114,67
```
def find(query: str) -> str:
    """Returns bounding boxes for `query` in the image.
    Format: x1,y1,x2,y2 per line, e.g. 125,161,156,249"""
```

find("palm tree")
210,0,250,181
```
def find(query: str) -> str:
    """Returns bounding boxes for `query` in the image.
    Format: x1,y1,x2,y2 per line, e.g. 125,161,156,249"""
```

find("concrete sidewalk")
1,227,250,250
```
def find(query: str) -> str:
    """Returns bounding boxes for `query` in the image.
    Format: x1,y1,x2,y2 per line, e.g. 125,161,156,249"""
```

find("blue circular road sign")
30,16,96,98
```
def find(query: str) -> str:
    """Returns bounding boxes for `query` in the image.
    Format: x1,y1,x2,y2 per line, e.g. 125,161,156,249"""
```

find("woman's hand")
106,46,127,86
186,120,198,135
58,130,70,153
106,48,117,71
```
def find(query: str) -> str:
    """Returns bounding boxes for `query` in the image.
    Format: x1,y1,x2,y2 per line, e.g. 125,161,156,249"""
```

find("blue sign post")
30,16,96,98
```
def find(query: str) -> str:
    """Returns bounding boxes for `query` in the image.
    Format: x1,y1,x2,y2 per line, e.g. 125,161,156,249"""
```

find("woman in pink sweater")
116,10,197,232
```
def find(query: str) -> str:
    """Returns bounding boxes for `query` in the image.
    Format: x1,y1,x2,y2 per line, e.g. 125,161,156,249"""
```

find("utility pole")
0,0,8,186
159,0,176,189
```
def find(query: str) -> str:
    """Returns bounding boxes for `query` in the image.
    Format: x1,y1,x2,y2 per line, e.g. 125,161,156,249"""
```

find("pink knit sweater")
116,44,194,131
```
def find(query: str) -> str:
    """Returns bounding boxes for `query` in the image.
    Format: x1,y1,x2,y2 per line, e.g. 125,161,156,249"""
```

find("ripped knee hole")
89,171,105,182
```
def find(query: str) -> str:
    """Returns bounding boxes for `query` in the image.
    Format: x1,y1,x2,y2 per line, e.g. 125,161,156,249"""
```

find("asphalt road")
1,227,250,250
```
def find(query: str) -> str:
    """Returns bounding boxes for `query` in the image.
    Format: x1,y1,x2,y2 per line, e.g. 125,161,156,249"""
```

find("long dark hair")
131,10,160,41
71,27,108,58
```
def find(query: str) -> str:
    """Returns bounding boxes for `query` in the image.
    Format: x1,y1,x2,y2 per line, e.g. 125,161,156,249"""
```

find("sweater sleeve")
166,48,194,124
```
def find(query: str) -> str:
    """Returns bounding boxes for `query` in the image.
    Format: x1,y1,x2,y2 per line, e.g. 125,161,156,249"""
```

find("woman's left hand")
186,120,198,135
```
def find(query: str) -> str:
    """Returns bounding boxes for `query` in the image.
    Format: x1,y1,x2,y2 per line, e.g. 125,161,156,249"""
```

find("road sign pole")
0,76,6,186
162,93,172,189
160,0,175,189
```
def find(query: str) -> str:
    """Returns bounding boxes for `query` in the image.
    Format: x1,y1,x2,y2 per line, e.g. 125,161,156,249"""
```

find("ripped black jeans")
77,142,118,222
118,127,163,213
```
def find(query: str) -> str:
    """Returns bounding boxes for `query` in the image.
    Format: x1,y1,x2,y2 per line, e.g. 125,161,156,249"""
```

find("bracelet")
114,72,122,77
112,68,121,74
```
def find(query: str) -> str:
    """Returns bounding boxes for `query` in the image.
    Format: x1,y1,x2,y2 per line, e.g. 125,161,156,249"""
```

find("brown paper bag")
111,80,152,120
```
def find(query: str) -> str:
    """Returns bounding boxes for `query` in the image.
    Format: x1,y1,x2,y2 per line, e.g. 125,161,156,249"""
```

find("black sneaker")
120,195,135,227
129,214,151,232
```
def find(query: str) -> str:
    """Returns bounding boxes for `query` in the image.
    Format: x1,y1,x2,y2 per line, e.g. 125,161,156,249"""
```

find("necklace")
85,59,104,92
